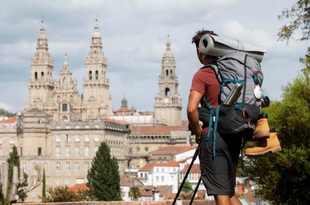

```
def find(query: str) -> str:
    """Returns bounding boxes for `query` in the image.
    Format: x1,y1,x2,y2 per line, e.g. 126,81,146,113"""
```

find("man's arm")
187,90,203,143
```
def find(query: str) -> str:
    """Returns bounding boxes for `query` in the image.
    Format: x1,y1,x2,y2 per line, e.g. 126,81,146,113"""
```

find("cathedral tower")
53,55,82,122
154,35,182,126
25,21,54,111
82,21,112,120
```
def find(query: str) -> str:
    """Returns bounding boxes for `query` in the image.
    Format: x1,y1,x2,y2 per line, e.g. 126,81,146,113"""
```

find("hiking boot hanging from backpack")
246,112,270,141
244,128,282,156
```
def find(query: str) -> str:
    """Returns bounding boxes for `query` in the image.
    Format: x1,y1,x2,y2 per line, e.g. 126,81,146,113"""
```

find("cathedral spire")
154,35,182,126
61,54,69,72
36,21,49,51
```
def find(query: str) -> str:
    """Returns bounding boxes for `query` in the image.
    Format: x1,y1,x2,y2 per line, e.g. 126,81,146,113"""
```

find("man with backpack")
187,29,243,205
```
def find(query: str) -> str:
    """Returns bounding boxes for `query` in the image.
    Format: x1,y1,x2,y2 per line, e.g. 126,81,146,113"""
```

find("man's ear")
197,47,200,53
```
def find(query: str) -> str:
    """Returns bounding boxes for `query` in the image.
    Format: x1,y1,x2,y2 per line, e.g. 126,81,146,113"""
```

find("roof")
120,175,143,186
138,161,179,172
114,107,131,113
179,164,200,174
139,162,156,172
150,145,197,155
106,117,128,124
67,183,89,192
130,121,189,135
139,185,171,197
0,117,16,124
153,161,180,167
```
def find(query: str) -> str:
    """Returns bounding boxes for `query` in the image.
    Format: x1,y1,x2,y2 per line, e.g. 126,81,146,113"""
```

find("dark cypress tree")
42,168,46,199
87,142,121,201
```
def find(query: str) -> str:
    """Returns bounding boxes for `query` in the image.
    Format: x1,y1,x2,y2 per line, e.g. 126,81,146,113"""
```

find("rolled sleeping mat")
199,34,267,63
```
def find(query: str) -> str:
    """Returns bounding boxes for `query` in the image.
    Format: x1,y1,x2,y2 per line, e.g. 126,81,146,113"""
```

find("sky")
0,0,308,120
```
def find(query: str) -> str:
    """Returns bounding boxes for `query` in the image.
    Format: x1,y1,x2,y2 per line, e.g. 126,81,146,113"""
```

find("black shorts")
199,132,242,197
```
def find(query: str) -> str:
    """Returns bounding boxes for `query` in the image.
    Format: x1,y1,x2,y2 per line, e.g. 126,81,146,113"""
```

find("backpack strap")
201,97,214,141
212,105,221,158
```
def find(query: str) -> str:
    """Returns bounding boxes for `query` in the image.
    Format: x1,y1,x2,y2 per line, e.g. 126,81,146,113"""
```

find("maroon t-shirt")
190,67,220,109
190,67,220,134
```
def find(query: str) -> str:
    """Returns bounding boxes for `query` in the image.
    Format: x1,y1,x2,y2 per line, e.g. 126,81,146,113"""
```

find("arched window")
41,72,44,78
166,70,169,77
62,103,68,112
165,88,170,97
95,70,98,80
35,72,38,80
89,71,92,80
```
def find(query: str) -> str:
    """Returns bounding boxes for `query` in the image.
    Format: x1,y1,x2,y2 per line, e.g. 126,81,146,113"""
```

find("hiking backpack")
198,52,267,156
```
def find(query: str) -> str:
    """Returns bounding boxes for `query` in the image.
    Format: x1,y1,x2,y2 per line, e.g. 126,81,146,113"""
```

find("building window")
94,134,99,142
84,135,89,142
75,146,80,156
75,134,80,142
62,103,68,112
10,137,14,144
65,146,70,156
94,146,99,155
156,176,159,182
65,134,70,142
65,162,70,171
161,176,164,182
38,147,42,156
56,147,61,156
84,162,89,171
75,162,79,171
22,162,27,172
55,162,60,171
84,146,89,156
56,134,61,142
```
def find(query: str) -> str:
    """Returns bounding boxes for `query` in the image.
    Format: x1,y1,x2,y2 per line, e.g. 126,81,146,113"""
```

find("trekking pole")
172,143,201,205
189,176,202,205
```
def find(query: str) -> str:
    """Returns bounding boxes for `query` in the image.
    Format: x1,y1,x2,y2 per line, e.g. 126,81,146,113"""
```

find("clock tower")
154,35,182,126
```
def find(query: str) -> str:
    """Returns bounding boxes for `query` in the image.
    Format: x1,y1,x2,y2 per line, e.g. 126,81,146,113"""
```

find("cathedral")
0,21,190,202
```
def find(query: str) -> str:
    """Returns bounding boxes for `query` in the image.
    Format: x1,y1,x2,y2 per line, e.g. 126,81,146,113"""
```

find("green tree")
87,142,121,201
181,180,193,193
128,186,141,201
278,0,310,42
245,58,310,204
42,186,87,202
0,109,15,118
5,146,28,204
179,180,194,200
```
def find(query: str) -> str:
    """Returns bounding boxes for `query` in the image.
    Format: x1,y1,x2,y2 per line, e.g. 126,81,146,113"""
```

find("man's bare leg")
214,195,242,205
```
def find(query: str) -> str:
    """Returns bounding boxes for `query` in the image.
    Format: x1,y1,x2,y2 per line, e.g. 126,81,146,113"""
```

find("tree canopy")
87,142,121,201
245,56,310,204
278,0,310,42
